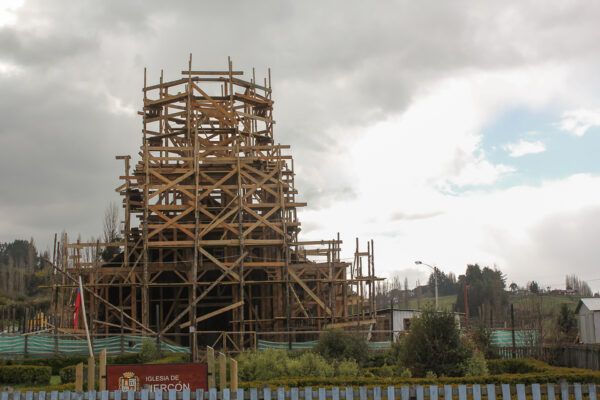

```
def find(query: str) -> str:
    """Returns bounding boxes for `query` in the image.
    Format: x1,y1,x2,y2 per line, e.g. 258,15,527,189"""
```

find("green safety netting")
367,341,392,350
0,335,188,357
257,339,318,351
257,339,391,351
490,330,538,347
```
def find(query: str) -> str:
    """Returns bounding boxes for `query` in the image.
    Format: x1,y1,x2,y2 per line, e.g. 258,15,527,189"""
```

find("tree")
565,274,592,296
427,269,458,296
455,264,508,318
398,306,486,377
528,281,539,294
314,328,369,364
101,202,122,262
509,282,518,292
556,303,577,341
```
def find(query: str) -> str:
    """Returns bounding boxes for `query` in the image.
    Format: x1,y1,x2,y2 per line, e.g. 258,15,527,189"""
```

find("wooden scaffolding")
50,57,379,355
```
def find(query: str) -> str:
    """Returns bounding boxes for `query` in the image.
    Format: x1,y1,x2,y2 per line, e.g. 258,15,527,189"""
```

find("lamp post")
415,261,438,311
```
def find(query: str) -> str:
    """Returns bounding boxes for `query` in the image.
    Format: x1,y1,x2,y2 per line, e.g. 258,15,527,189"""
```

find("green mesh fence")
490,329,538,347
0,334,188,357
257,339,391,351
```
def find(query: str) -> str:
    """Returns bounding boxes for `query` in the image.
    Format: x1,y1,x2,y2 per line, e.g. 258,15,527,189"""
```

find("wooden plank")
219,353,226,392
589,384,597,400
473,385,481,400
547,384,555,400
183,71,244,76
180,301,244,328
207,347,215,389
288,268,332,316
430,386,438,400
345,387,352,400
531,384,541,400
75,363,83,391
574,383,582,400
198,247,241,281
560,382,568,400
325,319,376,328
444,385,452,400
401,387,409,400
230,359,238,392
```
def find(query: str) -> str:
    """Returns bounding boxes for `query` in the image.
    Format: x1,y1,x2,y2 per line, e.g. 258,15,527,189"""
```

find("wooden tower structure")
51,58,379,354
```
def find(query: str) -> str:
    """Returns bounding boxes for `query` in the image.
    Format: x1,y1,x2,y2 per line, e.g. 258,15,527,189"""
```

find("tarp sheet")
0,334,188,357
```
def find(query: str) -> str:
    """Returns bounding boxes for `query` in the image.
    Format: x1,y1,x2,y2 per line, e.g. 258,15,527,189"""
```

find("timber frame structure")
50,57,380,356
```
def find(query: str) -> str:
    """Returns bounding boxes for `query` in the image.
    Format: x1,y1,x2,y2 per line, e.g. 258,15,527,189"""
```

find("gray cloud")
2,0,600,251
485,206,600,291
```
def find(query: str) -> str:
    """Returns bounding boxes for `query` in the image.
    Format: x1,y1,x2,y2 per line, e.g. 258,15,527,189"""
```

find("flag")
73,287,82,329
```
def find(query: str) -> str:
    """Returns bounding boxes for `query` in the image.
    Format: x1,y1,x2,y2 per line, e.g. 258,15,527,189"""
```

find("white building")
575,298,600,344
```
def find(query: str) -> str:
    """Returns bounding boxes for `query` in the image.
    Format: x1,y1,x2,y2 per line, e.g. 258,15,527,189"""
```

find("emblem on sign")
119,371,140,391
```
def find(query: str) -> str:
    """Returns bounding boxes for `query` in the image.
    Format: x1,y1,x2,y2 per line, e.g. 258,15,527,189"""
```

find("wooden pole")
207,346,215,389
79,275,94,358
99,349,107,391
230,358,238,392
219,352,227,391
87,356,95,391
75,362,84,391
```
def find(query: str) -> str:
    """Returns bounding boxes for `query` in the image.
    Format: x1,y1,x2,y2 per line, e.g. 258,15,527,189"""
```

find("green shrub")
138,338,160,363
314,329,369,364
109,353,140,364
301,353,334,377
236,350,290,381
59,365,77,383
336,359,360,377
8,356,87,375
487,358,547,374
0,365,51,385
147,353,190,364
399,306,471,377
462,350,488,377
20,382,75,393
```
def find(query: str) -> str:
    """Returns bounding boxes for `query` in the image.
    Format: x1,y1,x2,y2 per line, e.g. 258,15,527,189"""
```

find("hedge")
240,359,600,388
147,353,190,364
59,365,77,383
19,383,75,393
6,356,88,375
0,365,52,385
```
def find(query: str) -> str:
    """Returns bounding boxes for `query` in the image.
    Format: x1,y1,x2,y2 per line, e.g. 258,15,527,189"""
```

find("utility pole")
414,261,439,311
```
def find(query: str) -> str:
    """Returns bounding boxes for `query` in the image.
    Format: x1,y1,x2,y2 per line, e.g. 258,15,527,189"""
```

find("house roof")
575,298,600,313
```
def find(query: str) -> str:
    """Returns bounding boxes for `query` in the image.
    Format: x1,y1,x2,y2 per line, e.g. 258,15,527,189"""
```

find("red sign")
107,363,207,392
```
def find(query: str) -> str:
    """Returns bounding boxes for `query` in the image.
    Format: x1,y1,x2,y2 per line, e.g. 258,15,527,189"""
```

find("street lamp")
415,261,438,311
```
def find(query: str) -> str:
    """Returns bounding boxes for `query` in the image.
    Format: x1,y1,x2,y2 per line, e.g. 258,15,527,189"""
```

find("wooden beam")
198,247,240,281
180,301,244,328
288,268,332,316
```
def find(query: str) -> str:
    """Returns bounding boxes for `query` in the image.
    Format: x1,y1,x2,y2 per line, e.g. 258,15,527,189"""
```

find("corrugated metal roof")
576,298,600,313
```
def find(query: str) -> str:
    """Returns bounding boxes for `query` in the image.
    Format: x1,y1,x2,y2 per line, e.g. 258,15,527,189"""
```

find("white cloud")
503,139,546,157
557,109,600,136
0,0,23,28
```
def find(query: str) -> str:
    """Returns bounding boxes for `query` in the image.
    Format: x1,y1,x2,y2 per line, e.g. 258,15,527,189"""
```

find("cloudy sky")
1,0,600,291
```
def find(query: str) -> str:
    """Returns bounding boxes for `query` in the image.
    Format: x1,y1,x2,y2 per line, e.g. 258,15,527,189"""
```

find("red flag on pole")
73,287,82,329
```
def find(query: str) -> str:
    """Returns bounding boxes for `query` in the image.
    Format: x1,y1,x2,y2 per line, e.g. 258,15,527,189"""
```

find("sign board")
107,363,208,391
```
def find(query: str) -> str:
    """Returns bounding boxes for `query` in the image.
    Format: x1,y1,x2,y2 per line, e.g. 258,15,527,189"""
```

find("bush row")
240,369,600,389
0,365,52,385
237,350,361,381
2,356,87,375
18,383,75,393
